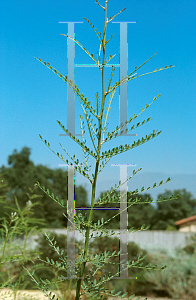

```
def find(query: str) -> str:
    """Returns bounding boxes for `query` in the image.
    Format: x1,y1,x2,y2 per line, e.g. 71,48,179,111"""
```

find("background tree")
0,172,11,227
149,188,196,230
127,192,156,231
1,147,196,233
88,188,196,231
0,147,89,232
87,191,156,230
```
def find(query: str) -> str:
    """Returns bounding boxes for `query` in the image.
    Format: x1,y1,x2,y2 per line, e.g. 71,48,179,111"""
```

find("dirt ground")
0,289,185,300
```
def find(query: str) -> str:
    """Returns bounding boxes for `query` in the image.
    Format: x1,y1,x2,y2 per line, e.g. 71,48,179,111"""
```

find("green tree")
80,188,196,231
127,192,157,231
149,188,196,230
0,172,12,229
2,149,195,233
88,191,156,230
0,147,89,232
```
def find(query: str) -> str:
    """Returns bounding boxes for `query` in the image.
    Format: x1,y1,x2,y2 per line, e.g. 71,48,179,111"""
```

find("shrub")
143,246,196,300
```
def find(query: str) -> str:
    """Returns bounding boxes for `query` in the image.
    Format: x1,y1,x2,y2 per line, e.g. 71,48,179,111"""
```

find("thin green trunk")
74,3,108,299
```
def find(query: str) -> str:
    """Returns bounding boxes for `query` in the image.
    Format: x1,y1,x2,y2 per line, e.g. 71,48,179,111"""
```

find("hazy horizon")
1,151,196,210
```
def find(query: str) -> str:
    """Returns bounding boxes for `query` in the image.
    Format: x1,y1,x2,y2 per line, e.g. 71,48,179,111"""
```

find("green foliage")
87,236,160,296
25,0,179,298
166,224,178,231
143,247,196,299
0,148,89,232
0,179,49,299
177,232,196,256
149,189,196,230
7,232,86,291
1,153,195,233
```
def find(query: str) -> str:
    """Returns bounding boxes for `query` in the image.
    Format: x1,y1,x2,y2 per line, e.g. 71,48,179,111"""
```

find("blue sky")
1,0,196,209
